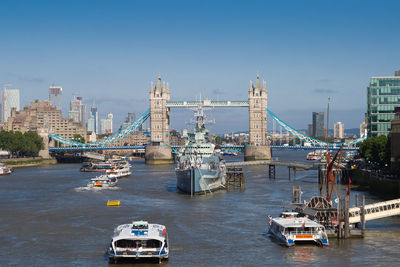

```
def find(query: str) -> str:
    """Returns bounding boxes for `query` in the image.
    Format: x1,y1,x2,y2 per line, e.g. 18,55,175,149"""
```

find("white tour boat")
267,212,329,247
106,165,131,178
108,221,169,264
0,163,12,176
87,175,118,188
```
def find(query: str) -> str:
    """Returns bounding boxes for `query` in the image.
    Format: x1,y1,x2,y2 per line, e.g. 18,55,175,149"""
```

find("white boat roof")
272,217,324,228
113,221,167,241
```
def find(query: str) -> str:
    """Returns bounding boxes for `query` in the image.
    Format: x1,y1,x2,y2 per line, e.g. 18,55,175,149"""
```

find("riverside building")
49,86,62,111
7,100,86,140
367,71,400,137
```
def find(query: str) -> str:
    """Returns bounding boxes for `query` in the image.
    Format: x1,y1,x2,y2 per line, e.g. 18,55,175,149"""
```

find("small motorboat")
0,163,12,176
87,175,118,188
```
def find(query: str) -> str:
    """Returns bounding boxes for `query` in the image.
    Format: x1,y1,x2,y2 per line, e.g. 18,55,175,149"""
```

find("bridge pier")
145,145,174,165
244,145,271,161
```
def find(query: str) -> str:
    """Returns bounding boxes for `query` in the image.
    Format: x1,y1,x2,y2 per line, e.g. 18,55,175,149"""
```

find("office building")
6,100,86,140
68,96,87,127
101,113,113,134
391,107,400,170
119,112,137,131
307,124,313,136
312,112,324,137
334,122,344,139
49,86,62,111
87,105,98,133
367,71,400,137
1,89,20,122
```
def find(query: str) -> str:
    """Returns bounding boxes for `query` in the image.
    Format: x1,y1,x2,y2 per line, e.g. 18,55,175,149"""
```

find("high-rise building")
49,86,62,111
68,96,87,128
307,124,313,136
119,112,137,131
367,71,400,137
312,112,324,137
101,113,113,134
1,88,20,122
334,122,344,139
89,105,98,133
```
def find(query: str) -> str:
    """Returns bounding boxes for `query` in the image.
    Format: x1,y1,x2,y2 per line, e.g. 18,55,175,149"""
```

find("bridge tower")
145,74,174,164
245,73,272,161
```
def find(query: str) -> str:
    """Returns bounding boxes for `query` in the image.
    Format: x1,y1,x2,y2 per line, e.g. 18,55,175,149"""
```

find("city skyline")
1,1,400,133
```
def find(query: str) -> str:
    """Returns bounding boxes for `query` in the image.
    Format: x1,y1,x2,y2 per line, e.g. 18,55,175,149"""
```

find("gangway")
349,198,400,224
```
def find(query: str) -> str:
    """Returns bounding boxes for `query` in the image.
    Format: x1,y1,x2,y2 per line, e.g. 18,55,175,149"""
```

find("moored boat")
0,163,12,176
108,220,169,264
175,106,226,194
267,212,329,247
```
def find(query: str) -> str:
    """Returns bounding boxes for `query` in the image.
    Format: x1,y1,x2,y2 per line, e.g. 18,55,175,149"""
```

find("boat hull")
176,168,225,194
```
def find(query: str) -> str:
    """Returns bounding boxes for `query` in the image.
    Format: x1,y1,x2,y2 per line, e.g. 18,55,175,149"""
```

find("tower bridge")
48,74,366,163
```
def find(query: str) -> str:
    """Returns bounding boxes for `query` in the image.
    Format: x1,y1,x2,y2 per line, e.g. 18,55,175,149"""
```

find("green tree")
359,135,391,168
215,136,223,145
72,134,85,144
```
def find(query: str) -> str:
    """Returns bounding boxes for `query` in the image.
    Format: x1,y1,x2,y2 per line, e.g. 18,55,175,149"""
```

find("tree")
72,134,85,144
215,136,223,145
359,135,391,168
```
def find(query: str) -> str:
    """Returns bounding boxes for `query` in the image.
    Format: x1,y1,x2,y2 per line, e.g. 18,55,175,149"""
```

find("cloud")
313,88,338,94
8,73,45,84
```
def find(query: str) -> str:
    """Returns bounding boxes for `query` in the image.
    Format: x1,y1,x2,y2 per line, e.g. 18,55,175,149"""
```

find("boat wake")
73,186,120,191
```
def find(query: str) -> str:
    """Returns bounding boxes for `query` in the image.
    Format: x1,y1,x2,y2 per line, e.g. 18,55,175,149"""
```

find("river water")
0,150,399,266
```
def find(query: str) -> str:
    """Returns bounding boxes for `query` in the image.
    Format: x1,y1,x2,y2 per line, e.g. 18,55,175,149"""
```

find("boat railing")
286,230,318,236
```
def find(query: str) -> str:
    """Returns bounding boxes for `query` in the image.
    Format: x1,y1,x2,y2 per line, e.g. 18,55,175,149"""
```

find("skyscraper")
119,112,136,131
367,71,400,137
334,122,344,139
49,86,62,111
312,112,324,137
101,113,113,134
90,105,98,133
68,96,87,128
1,88,20,122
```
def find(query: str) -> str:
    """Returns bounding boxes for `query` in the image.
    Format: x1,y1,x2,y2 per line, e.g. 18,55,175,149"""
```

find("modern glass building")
312,112,324,137
1,88,20,122
367,72,400,137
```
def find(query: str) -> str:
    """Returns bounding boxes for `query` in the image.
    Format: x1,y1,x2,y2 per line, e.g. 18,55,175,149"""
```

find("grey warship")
175,106,226,194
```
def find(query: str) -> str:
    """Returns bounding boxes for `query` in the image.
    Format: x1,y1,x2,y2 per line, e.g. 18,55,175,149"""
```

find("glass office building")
367,72,400,137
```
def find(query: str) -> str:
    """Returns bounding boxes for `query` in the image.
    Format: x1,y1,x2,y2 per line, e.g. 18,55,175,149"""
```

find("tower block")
145,74,173,164
244,74,272,161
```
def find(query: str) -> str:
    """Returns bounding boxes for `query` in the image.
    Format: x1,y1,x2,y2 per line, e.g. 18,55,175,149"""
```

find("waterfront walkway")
226,160,317,170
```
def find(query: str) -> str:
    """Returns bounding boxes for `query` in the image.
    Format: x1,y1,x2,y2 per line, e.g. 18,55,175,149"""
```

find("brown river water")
0,150,399,266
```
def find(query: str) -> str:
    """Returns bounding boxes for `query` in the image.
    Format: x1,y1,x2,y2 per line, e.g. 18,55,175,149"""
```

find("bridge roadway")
49,145,358,152
226,159,318,170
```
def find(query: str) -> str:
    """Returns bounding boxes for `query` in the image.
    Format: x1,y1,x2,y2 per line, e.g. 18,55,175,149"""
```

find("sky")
1,0,399,134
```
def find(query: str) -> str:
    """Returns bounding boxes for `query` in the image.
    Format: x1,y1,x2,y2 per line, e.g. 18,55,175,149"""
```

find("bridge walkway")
349,198,400,224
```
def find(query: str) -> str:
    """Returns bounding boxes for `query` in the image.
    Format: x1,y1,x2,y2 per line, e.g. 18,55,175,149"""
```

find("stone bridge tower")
245,73,272,161
145,74,173,164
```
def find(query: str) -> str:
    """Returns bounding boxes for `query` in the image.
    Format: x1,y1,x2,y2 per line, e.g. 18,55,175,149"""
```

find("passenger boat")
267,212,329,247
80,160,130,172
175,106,226,194
0,163,12,176
306,150,323,161
106,165,131,178
87,175,118,188
108,221,169,264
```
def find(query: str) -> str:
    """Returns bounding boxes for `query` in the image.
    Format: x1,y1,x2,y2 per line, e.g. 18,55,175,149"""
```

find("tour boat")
267,212,329,247
80,160,130,172
106,165,131,178
87,175,118,188
306,150,323,161
108,221,169,264
0,163,12,176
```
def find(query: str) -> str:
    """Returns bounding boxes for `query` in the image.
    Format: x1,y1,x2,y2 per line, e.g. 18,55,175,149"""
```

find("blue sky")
1,0,399,133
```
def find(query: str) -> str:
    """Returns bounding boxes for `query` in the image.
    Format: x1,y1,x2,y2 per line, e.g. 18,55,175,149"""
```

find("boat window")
115,239,162,249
